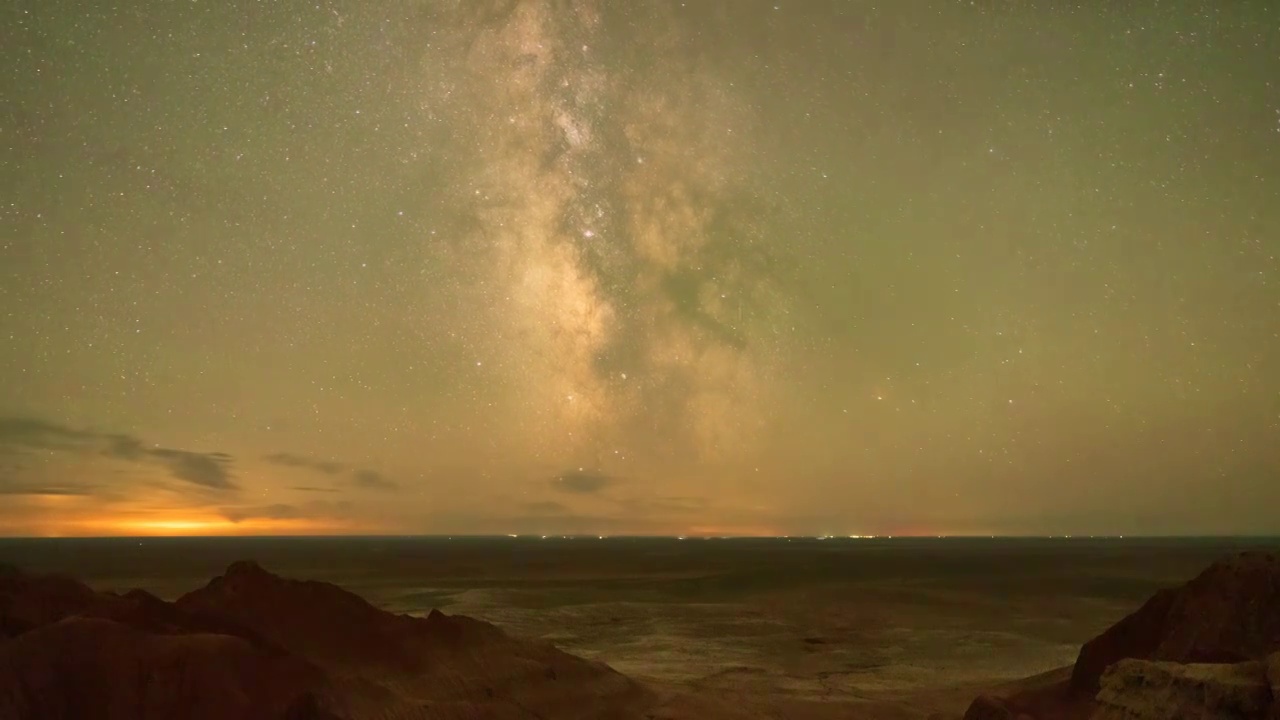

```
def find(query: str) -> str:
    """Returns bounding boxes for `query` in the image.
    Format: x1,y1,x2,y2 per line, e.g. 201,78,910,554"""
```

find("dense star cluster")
1,1,1277,537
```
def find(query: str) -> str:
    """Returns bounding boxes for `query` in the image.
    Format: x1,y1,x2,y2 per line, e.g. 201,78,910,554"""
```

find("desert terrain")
2,536,1278,718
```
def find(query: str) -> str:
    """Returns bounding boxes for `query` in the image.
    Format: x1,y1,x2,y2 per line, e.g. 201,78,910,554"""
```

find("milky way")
421,2,788,478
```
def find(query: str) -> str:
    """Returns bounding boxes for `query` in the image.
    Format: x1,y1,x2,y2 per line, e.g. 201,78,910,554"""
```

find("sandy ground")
416,583,1086,697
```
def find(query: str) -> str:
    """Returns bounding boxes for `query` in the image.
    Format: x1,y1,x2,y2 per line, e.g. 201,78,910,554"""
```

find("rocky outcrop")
0,563,275,645
174,560,434,672
175,561,649,717
960,683,1085,720
1071,552,1280,693
962,694,1026,720
0,561,651,720
961,552,1280,720
0,615,329,720
1091,658,1274,720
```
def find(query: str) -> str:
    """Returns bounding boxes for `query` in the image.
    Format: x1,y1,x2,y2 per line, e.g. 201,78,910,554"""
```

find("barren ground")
3,536,1275,718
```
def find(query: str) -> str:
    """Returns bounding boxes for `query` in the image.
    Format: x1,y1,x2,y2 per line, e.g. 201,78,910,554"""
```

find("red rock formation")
962,694,1018,720
0,616,330,720
960,551,1280,720
175,561,650,718
1,564,282,647
1091,658,1272,720
1,561,650,720
960,677,1092,720
1070,551,1280,692
175,561,433,672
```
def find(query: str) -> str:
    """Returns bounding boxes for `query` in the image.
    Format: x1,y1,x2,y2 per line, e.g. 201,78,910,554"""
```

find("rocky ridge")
0,560,647,720
962,551,1280,720
1091,657,1274,720
1071,551,1280,693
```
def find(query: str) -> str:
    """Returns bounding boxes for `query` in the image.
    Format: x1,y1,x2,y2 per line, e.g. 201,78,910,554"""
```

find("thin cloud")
265,450,396,491
148,449,236,491
104,435,146,460
352,469,398,491
263,452,345,475
0,416,238,492
221,503,303,523
0,417,96,449
0,483,97,497
220,500,351,524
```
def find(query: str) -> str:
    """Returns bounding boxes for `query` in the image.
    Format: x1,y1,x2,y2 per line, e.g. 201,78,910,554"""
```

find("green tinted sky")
2,1,1277,536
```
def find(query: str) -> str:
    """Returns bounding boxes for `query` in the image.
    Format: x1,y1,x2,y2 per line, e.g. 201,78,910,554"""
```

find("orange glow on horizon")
130,519,226,531
43,514,363,537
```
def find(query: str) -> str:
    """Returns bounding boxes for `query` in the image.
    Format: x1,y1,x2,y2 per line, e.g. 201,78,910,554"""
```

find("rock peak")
224,560,272,579
1,556,648,720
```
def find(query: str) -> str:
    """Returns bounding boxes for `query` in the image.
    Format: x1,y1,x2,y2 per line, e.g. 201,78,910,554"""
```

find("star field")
1,1,1277,537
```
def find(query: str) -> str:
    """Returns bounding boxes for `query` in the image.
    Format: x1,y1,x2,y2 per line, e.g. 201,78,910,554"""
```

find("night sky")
2,1,1278,537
